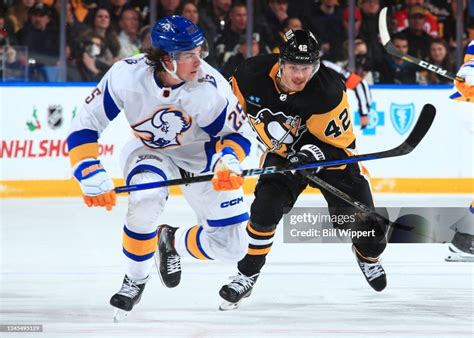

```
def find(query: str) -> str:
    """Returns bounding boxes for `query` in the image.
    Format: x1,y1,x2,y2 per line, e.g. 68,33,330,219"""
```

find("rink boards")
0,84,472,197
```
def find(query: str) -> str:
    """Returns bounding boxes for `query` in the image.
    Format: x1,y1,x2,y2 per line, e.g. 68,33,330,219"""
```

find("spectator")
138,24,150,52
273,16,303,52
179,0,218,67
105,0,127,33
199,0,232,43
0,8,18,45
157,0,181,20
16,2,59,80
76,33,107,81
302,0,344,62
255,0,289,50
376,33,419,84
8,0,36,33
359,0,385,73
118,7,140,58
423,38,454,84
88,7,120,67
400,5,433,60
215,2,248,67
180,0,198,23
1,12,22,80
342,5,362,38
394,0,439,38
221,32,259,79
442,0,469,51
51,0,86,53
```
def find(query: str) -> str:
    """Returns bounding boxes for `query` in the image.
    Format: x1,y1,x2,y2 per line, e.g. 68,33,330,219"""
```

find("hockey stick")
305,173,413,232
378,7,464,82
115,104,435,194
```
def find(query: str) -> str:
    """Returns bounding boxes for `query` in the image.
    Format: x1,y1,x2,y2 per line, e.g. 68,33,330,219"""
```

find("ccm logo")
220,197,244,208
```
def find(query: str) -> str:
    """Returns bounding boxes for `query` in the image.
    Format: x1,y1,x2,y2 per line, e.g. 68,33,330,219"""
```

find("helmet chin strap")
160,59,182,81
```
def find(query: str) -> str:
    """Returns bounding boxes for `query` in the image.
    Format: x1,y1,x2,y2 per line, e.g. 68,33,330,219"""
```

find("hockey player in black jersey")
219,29,389,311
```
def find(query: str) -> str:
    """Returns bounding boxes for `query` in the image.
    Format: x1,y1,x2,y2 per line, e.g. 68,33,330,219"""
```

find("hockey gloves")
73,158,116,211
455,60,474,101
211,147,244,191
288,144,325,175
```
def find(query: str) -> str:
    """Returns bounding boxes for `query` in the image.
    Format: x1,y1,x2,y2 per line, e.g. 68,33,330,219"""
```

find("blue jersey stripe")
201,100,228,136
67,129,99,151
123,248,155,262
466,44,474,55
201,135,219,173
207,212,249,227
126,165,168,186
221,133,251,156
449,91,462,99
104,82,121,121
123,225,158,241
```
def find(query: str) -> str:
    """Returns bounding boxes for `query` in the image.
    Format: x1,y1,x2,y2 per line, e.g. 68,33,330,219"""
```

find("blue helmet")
151,16,206,54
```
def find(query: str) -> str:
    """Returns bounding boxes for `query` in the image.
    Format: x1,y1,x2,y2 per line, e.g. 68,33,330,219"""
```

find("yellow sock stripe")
122,231,158,257
248,247,272,255
69,143,99,167
247,222,276,237
185,226,209,260
353,246,379,262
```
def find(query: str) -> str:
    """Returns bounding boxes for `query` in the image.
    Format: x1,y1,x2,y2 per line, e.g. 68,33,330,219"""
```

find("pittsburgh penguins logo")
248,108,303,156
132,107,192,149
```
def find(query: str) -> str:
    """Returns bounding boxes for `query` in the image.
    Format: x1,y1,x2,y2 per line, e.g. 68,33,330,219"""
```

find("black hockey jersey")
230,54,356,163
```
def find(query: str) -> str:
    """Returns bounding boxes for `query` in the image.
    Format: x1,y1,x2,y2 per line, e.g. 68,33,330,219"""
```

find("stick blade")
378,7,391,45
404,104,436,150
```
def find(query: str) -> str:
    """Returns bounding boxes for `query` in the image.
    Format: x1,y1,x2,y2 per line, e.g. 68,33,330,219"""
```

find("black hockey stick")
378,7,464,82
115,104,436,194
305,173,413,232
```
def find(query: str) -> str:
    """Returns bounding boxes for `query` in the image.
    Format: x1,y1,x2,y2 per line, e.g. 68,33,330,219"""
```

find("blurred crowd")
0,0,472,83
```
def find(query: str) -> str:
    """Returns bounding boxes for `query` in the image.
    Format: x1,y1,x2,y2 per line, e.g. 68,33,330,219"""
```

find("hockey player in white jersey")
66,15,255,321
446,40,474,262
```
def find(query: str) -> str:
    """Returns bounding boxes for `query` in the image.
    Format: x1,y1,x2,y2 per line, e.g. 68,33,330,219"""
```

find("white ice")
1,194,473,338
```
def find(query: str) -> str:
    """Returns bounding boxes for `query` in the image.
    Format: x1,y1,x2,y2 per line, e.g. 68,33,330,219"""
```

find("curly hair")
144,47,170,72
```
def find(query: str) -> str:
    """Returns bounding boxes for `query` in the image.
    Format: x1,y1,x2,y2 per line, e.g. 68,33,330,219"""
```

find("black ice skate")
353,246,387,292
155,224,181,288
219,272,259,311
110,274,149,322
445,232,474,262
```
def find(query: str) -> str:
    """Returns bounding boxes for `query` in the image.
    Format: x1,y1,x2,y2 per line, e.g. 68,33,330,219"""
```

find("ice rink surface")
1,194,473,338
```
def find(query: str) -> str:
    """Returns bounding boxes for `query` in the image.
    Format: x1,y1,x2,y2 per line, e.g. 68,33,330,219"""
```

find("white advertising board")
0,85,473,181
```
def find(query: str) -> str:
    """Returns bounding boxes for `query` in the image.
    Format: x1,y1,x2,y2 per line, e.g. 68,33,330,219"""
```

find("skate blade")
445,255,474,262
113,308,130,323
445,245,474,262
219,299,243,311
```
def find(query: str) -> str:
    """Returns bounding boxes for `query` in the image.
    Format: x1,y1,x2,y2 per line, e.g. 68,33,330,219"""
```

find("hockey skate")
353,246,387,292
110,275,149,322
155,224,181,288
219,272,259,311
445,231,474,262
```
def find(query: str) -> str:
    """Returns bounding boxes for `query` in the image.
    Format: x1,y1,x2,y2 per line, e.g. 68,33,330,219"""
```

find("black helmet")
280,29,321,64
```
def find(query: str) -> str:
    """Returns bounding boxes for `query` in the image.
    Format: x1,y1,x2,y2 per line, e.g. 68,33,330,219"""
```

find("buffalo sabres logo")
248,108,303,156
132,107,192,149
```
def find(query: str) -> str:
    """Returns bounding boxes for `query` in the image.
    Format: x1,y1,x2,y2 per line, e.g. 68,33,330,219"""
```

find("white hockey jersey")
67,54,255,174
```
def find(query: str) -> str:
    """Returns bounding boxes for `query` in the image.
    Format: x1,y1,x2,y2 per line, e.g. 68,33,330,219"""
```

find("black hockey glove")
288,144,325,175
